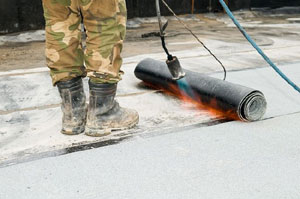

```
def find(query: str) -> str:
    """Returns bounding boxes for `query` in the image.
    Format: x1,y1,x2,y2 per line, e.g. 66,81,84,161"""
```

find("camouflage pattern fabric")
42,0,127,85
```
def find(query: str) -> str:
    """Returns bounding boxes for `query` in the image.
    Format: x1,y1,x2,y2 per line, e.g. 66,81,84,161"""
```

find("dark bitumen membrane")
0,136,132,169
135,58,267,122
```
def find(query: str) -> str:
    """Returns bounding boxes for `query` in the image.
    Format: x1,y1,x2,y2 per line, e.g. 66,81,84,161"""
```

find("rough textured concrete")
0,57,299,167
0,62,217,164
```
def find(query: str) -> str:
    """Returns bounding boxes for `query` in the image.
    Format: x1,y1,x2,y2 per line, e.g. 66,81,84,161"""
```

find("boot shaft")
57,77,86,110
89,81,117,115
57,77,87,135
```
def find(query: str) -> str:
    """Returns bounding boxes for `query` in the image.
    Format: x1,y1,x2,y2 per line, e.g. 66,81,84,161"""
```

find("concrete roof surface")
1,10,300,198
0,111,299,199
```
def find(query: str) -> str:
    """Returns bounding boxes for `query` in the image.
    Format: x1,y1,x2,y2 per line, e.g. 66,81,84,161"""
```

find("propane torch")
155,0,185,80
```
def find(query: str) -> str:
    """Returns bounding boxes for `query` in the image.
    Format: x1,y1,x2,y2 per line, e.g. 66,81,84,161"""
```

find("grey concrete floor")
0,111,299,199
0,61,300,198
1,9,300,198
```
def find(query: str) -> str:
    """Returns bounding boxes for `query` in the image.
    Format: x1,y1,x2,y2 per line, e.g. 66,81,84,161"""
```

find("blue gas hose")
219,0,300,93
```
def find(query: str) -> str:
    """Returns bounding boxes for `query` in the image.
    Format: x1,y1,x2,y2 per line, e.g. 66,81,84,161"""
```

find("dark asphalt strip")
0,118,229,168
1,109,300,168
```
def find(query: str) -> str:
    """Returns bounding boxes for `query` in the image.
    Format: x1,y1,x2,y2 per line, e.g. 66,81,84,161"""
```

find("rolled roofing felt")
134,58,267,122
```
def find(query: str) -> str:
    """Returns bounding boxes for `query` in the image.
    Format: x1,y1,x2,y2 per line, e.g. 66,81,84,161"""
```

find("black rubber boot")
85,81,139,137
57,77,87,135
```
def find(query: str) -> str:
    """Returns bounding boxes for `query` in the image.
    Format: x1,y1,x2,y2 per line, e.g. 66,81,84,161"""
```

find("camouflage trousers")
42,0,127,85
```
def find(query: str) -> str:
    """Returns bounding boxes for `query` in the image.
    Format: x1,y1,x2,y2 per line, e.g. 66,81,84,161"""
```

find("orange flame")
144,82,240,121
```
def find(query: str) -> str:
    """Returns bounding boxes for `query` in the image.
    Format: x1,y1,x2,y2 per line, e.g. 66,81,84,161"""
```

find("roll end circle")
242,92,267,122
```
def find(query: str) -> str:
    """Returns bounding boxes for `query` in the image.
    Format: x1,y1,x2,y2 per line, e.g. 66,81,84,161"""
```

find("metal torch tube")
155,0,163,36
134,58,267,121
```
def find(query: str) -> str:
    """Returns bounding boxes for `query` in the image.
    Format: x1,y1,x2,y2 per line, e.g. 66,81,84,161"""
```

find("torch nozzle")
166,56,186,80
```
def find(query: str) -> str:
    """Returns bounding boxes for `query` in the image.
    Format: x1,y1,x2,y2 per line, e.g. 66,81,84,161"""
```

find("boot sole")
85,116,139,137
110,115,139,132
84,127,111,137
61,125,85,135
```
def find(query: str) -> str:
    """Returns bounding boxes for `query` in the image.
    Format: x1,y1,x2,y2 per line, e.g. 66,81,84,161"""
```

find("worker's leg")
80,0,126,83
42,0,87,135
80,0,139,137
42,0,86,85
